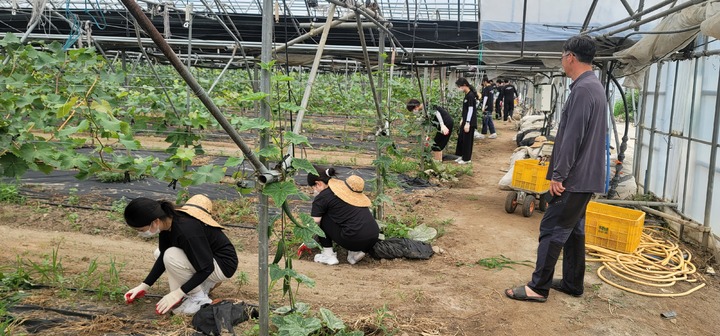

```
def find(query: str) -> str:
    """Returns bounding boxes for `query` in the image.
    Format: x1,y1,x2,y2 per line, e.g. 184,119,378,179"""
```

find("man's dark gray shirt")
546,70,607,193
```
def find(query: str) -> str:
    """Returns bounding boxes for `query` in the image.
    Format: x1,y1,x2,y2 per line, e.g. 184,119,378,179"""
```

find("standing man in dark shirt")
505,35,607,302
494,79,504,120
502,79,518,122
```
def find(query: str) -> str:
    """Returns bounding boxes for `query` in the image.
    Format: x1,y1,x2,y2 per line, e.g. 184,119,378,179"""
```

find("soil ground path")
1,121,719,335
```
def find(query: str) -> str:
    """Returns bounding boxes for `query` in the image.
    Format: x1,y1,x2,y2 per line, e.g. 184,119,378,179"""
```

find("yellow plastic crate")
511,159,550,193
585,202,646,253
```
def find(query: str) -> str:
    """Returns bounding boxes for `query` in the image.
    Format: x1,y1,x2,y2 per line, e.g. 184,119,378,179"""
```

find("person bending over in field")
307,166,380,265
123,195,238,315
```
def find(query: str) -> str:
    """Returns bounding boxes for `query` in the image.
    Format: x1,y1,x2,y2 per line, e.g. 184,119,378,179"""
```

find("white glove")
440,125,449,135
124,283,150,304
155,288,185,315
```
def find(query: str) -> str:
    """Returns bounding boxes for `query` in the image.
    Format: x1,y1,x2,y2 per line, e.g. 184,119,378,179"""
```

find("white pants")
154,247,230,296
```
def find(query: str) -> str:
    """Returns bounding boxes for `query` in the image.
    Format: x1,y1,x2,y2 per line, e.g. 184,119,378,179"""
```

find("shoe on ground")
454,157,463,163
475,133,486,139
314,252,339,265
551,279,583,297
489,133,497,139
347,251,366,265
172,292,212,315
457,160,472,165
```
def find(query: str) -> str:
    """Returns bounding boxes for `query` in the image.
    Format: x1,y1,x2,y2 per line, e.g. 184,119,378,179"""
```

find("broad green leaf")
276,314,322,336
292,272,315,288
57,119,89,138
15,94,36,108
262,181,298,207
290,158,317,175
237,117,271,132
0,32,20,46
56,97,79,119
257,145,281,160
284,131,310,146
377,136,394,149
269,263,285,282
189,165,225,185
273,302,311,315
319,308,345,331
119,138,141,150
279,102,301,112
172,147,195,161
259,60,276,70
0,153,30,178
14,142,53,164
90,100,113,114
223,156,244,167
407,224,438,242
238,92,269,102
273,74,294,82
372,155,393,169
373,194,394,207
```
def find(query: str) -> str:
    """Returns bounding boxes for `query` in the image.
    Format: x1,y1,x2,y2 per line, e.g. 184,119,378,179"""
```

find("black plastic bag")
370,238,434,260
191,300,259,336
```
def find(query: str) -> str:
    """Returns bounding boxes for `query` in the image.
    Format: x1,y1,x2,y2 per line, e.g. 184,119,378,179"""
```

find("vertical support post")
291,4,336,134
682,58,701,213
121,51,128,87
634,69,651,191
186,12,193,115
377,30,386,220
702,64,720,248
355,12,385,220
643,62,663,193
662,61,679,199
378,30,386,123
440,67,447,105
259,0,273,333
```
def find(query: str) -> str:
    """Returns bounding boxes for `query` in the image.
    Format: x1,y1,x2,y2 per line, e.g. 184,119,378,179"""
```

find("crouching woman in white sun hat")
308,167,380,266
122,194,238,315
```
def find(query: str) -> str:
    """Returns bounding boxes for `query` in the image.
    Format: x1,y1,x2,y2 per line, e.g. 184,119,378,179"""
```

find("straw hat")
328,175,372,207
177,194,224,229
530,136,548,148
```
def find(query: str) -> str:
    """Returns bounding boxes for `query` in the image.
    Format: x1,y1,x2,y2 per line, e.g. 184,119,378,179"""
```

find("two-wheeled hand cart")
505,157,551,217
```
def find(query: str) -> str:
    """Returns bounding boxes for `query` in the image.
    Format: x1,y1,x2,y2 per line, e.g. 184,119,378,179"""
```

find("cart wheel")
522,195,535,217
538,192,549,212
505,191,518,213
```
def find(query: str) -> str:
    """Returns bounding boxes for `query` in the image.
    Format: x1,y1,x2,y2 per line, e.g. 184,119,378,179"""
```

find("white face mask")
138,223,160,238
313,189,320,197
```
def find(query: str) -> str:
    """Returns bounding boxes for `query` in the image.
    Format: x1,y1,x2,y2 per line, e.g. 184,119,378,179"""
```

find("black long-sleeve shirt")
461,91,478,128
144,214,238,294
546,71,607,193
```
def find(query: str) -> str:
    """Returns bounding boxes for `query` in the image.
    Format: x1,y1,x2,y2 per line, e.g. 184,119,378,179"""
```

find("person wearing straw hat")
122,195,238,315
308,167,380,265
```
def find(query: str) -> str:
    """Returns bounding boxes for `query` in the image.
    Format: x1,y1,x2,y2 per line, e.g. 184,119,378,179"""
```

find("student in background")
453,77,478,165
407,99,454,161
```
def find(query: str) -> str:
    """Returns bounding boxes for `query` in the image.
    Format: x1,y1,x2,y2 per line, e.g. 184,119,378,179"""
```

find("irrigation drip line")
35,201,113,211
25,284,164,299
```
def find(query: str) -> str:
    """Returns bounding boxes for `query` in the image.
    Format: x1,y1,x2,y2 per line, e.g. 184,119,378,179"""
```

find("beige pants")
154,247,230,296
